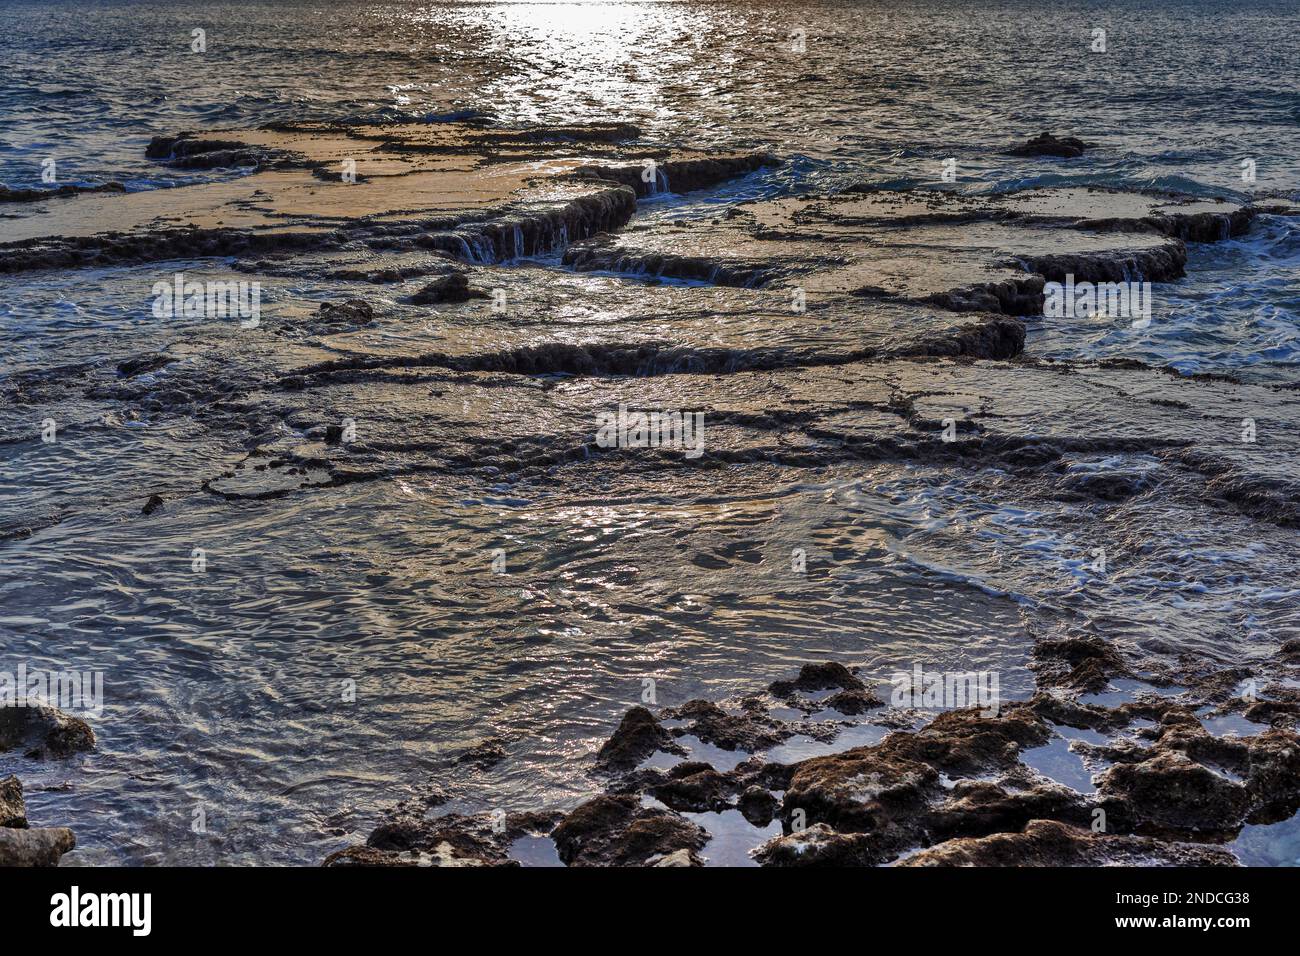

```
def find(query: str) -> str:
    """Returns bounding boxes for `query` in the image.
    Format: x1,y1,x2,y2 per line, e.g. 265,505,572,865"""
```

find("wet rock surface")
551,794,709,866
1005,132,1093,158
561,185,1252,314
5,116,1299,866
327,652,1299,865
899,819,1238,866
0,704,96,758
0,826,77,867
595,706,685,771
0,776,76,867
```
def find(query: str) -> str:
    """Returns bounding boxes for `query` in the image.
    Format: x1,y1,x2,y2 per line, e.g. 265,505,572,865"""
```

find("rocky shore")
0,705,93,866
3,119,1298,865
324,657,1299,866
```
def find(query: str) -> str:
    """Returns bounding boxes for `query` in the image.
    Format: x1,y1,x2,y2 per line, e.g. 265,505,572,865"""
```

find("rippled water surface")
2,0,1299,864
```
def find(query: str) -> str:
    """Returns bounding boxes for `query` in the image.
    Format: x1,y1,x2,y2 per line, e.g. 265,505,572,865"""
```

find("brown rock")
899,819,1237,867
595,706,683,771
551,794,707,866
1005,133,1092,159
754,824,881,866
0,776,25,828
1098,751,1250,832
0,704,95,757
0,826,76,866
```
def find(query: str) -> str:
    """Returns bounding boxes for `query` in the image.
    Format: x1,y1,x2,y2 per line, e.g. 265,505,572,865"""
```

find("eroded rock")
551,794,707,866
1005,133,1092,158
900,819,1238,867
0,704,96,758
0,826,76,867
0,775,26,828
595,706,684,771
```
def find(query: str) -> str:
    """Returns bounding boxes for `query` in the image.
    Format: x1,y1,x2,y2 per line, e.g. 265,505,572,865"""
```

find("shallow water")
2,0,1298,865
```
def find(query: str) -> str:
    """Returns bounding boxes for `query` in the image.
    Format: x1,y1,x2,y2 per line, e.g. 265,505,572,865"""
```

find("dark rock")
316,298,375,328
328,805,559,867
322,846,421,867
595,706,683,771
928,780,1091,840
1006,133,1092,159
754,823,882,866
0,704,95,758
822,688,885,715
782,747,938,850
894,316,1026,361
879,706,1053,775
455,738,507,770
647,762,736,812
899,819,1238,866
1242,729,1300,817
0,182,125,203
141,494,165,515
409,272,487,304
1055,467,1154,502
1098,751,1250,832
661,699,790,751
1032,635,1128,692
768,662,865,698
551,794,707,866
117,353,176,378
572,152,779,198
738,786,779,826
369,811,509,863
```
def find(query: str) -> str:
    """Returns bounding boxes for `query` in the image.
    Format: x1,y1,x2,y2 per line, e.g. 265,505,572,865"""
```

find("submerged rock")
455,738,508,770
1005,133,1092,158
572,152,778,197
0,181,125,203
312,298,375,332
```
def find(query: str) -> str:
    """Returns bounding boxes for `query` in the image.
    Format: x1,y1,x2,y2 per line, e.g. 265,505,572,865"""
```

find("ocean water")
4,0,1297,372
1,0,1298,865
